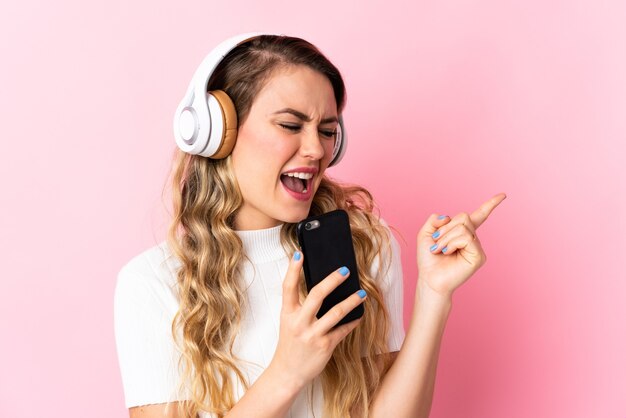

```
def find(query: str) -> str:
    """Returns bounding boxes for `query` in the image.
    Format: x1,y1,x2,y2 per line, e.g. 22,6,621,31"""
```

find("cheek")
241,124,292,156
232,129,291,189
325,139,336,158
320,139,336,166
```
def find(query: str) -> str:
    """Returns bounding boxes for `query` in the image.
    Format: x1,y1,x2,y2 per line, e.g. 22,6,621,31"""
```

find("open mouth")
280,172,313,194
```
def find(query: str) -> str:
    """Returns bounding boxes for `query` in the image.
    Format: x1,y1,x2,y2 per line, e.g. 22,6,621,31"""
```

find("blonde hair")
163,34,398,417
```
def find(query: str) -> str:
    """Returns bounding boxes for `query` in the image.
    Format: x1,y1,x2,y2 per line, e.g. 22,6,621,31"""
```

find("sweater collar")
235,223,288,263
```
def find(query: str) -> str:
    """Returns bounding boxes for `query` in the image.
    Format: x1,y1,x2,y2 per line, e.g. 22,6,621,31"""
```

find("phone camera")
304,220,320,230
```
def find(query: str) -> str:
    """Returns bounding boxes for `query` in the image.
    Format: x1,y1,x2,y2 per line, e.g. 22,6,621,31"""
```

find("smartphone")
296,209,364,327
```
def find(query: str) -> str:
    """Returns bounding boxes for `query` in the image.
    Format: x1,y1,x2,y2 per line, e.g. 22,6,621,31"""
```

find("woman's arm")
126,364,302,418
368,282,451,418
128,402,189,418
223,363,304,418
370,195,504,417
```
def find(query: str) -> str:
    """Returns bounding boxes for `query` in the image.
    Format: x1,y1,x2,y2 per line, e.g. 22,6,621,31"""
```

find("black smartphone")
296,209,364,327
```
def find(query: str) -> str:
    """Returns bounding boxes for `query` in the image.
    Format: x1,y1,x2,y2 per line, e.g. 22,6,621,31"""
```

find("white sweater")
114,220,406,417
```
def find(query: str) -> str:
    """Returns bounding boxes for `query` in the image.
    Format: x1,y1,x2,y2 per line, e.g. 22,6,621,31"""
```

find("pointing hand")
416,193,507,299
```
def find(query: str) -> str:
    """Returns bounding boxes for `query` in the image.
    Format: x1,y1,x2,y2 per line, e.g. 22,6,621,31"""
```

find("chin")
278,206,312,224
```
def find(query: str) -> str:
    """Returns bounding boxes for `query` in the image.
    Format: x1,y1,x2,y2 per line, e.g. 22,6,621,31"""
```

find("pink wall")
1,0,624,417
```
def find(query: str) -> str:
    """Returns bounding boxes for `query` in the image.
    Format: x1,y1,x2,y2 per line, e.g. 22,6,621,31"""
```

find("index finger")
470,192,507,229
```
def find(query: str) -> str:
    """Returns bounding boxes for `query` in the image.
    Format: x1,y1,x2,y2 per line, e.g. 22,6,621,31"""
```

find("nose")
298,127,325,161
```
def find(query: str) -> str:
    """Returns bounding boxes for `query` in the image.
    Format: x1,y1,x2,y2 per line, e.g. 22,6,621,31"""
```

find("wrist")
416,279,454,310
266,360,307,395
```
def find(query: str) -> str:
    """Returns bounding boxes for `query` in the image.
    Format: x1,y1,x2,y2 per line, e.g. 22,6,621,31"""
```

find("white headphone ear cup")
197,93,225,157
174,102,209,156
329,116,347,167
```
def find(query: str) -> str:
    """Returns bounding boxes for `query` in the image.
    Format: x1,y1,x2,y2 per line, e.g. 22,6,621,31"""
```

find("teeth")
284,172,314,180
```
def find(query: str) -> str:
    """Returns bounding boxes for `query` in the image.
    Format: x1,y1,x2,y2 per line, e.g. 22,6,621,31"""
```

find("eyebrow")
272,108,338,124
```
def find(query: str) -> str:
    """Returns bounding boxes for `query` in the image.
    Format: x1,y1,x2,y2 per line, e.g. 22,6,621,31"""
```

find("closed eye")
279,124,300,132
279,124,336,139
320,129,337,139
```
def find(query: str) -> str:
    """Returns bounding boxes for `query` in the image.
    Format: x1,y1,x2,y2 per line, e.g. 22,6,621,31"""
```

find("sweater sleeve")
373,218,406,353
113,261,189,408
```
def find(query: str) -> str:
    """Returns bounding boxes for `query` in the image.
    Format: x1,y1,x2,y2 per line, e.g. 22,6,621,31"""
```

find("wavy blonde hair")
164,35,397,418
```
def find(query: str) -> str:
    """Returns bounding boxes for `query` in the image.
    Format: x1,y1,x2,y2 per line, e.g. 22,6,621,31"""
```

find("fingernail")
430,244,438,252
339,266,349,276
432,230,440,239
357,289,367,298
294,251,301,261
442,246,448,253
438,215,447,219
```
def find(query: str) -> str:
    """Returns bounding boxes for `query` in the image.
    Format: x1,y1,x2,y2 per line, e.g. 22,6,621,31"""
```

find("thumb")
417,213,451,242
282,250,304,313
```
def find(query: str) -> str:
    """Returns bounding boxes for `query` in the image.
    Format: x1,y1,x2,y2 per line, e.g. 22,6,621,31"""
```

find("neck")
234,223,288,263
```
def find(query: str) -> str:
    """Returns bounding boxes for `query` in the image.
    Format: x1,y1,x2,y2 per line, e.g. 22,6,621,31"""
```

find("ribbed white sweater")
114,220,406,418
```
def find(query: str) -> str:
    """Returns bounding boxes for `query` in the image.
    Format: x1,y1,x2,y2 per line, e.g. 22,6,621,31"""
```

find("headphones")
173,32,347,167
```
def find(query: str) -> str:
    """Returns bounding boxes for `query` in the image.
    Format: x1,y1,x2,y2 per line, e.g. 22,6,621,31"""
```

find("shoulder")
369,217,403,278
378,217,402,247
118,241,180,285
114,241,183,313
367,216,407,351
113,242,191,409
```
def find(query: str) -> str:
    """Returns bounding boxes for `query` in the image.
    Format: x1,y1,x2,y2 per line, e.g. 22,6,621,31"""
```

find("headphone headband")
173,32,347,166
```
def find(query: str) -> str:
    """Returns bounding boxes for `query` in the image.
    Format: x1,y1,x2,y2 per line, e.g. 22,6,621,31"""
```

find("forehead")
251,65,338,117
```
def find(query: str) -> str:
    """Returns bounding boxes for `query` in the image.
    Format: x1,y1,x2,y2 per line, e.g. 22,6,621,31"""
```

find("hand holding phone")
269,242,366,389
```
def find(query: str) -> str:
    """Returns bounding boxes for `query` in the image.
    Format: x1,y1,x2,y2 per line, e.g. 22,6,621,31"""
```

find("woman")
114,33,505,418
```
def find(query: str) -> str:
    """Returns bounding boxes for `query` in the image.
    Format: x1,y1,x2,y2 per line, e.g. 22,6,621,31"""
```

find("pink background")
1,0,624,417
